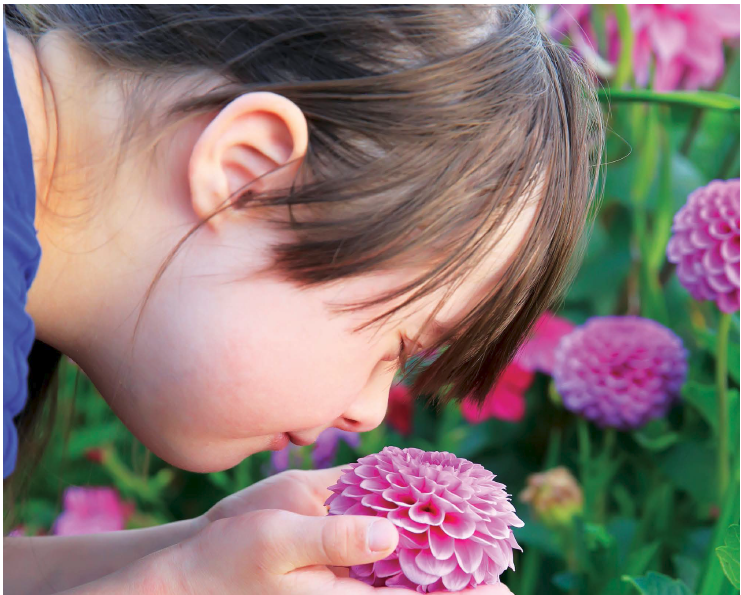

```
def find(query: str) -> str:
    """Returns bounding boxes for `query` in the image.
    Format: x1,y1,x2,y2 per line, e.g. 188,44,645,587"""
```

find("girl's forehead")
372,197,539,333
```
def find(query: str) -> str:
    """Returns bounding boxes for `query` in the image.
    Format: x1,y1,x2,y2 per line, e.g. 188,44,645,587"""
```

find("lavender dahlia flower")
667,179,740,314
325,447,523,592
552,316,688,431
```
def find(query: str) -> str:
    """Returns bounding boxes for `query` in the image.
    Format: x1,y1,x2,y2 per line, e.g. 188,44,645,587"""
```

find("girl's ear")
188,92,308,225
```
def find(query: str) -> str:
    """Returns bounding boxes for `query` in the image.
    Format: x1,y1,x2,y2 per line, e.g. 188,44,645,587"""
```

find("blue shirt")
3,26,41,478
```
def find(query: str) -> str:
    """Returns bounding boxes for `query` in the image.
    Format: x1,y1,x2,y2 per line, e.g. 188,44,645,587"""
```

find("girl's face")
79,203,537,474
24,57,539,472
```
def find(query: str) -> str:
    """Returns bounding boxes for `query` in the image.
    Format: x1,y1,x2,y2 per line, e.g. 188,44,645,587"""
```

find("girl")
3,5,601,594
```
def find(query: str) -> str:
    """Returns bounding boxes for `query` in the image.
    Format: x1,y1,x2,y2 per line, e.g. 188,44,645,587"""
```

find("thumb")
262,510,398,573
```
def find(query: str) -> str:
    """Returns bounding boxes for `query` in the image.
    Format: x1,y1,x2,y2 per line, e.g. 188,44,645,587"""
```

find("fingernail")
368,520,397,552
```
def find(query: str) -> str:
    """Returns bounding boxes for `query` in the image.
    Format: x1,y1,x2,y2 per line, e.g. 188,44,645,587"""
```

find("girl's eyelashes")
380,334,428,364
381,336,407,363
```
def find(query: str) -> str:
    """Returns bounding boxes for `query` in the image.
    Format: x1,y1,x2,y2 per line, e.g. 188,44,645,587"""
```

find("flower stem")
577,419,592,520
597,88,741,111
545,426,562,470
716,312,732,499
596,428,617,522
518,549,541,595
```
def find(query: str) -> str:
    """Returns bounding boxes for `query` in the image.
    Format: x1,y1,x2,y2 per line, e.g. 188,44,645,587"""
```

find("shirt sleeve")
3,25,42,478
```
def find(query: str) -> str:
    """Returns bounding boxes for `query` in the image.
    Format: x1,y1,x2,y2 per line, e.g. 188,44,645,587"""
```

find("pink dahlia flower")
325,447,523,592
516,312,575,375
553,316,688,430
53,487,133,536
667,179,740,314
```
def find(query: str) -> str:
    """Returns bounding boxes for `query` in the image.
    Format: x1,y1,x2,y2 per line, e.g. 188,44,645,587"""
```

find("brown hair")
6,5,601,452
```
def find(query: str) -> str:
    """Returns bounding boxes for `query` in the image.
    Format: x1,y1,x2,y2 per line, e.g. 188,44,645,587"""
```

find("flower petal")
388,507,429,533
409,499,445,526
415,549,459,577
429,525,455,559
399,548,440,586
454,540,484,574
442,566,473,591
441,513,477,539
361,493,398,512
374,557,402,578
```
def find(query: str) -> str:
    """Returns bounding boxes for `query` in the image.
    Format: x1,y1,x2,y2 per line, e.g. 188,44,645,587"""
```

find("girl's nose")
337,373,395,433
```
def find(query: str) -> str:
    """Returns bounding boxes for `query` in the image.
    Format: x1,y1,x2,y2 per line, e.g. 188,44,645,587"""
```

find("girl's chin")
150,435,286,474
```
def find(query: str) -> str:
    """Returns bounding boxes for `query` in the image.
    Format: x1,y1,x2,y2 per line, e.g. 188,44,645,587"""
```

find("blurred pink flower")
630,5,740,91
553,316,688,430
386,383,414,436
515,312,575,375
311,428,361,469
461,362,533,424
460,312,572,424
53,487,133,536
271,427,360,472
544,4,740,90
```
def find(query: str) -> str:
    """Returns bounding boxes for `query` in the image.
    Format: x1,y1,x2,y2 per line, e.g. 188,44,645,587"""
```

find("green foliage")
716,525,740,589
623,571,694,595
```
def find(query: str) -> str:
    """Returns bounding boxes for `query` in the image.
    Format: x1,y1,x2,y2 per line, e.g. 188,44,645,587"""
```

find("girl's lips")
268,433,290,451
287,433,315,447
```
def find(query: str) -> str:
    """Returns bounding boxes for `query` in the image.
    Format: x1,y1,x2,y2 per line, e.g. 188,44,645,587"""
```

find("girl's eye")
381,336,407,363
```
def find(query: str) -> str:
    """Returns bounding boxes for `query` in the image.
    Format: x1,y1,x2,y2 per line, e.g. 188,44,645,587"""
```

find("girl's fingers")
257,510,399,574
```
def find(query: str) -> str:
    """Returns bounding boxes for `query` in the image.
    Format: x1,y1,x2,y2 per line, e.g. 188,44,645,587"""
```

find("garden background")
4,5,741,595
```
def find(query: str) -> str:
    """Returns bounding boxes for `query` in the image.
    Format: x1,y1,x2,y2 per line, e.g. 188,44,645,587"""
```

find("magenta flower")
386,383,414,436
667,179,740,314
325,447,523,592
53,487,133,536
460,362,532,424
516,312,576,375
544,4,740,91
553,316,688,431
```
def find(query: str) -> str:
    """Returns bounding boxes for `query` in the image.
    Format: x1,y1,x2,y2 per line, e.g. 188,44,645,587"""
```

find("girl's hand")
205,466,349,522
151,508,514,595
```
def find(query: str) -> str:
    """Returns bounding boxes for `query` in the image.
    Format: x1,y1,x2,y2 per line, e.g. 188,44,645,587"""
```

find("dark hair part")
7,6,601,427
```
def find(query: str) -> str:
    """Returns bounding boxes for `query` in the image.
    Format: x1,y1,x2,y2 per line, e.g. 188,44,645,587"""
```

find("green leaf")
599,89,741,111
672,555,701,593
622,571,694,595
716,524,740,589
682,381,719,433
633,419,681,451
624,542,661,576
658,441,716,509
